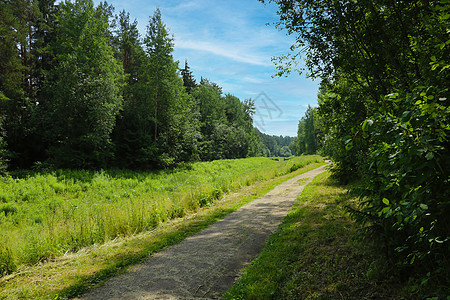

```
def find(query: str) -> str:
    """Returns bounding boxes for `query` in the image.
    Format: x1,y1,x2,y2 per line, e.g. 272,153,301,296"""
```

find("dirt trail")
79,164,328,300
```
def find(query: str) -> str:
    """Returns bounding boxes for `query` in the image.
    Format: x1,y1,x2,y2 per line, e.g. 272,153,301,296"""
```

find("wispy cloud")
93,0,318,136
176,40,271,66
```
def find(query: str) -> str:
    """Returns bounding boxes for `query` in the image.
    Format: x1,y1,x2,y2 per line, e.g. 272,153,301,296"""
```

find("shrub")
0,247,16,276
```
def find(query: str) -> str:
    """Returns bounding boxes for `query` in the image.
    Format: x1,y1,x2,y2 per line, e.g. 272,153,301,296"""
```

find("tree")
180,59,197,94
0,0,51,168
110,10,156,168
143,8,174,144
193,79,225,160
279,146,292,157
41,0,124,168
142,8,198,166
288,137,299,156
112,10,144,85
296,105,318,155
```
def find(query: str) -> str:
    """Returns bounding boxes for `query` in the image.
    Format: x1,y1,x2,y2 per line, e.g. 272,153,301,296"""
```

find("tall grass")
0,156,322,275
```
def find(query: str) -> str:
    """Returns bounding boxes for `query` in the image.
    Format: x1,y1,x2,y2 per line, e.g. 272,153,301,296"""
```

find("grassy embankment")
224,171,411,299
0,155,323,299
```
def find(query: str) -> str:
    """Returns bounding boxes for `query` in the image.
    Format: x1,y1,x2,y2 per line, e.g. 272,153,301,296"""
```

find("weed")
0,204,17,216
0,247,16,276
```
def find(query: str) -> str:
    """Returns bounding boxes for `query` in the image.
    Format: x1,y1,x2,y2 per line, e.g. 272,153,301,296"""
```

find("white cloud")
242,76,265,84
92,0,318,136
175,39,272,67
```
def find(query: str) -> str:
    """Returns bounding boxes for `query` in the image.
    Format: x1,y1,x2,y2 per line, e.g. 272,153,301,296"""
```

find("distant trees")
279,146,292,157
255,130,294,157
0,0,263,170
295,105,320,155
193,79,259,161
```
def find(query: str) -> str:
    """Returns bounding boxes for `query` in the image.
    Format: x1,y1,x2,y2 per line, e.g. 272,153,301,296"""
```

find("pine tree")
118,8,199,167
180,59,196,94
0,0,51,168
112,10,143,84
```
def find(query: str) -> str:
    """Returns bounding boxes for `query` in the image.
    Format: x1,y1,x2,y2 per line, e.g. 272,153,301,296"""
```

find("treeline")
0,0,272,171
255,130,294,157
270,0,449,296
290,105,320,156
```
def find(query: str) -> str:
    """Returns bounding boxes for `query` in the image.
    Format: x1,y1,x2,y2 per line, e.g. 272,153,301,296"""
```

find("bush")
0,247,16,277
349,87,450,296
0,116,8,174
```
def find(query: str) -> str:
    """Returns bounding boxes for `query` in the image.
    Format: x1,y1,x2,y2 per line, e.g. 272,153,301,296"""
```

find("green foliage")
266,0,450,296
0,0,48,168
279,146,292,157
350,86,450,295
255,129,295,157
0,246,16,277
41,0,124,168
1,0,269,170
0,114,8,174
180,59,197,94
191,79,259,161
316,78,370,183
296,105,320,155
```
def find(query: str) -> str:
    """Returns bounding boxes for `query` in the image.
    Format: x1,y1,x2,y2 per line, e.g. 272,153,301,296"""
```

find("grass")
224,171,411,300
0,156,324,299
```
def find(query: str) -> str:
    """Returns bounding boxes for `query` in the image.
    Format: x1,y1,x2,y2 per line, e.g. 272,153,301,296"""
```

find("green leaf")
345,141,353,151
401,111,410,119
425,152,434,160
361,119,373,133
420,203,428,210
382,198,390,205
379,207,390,216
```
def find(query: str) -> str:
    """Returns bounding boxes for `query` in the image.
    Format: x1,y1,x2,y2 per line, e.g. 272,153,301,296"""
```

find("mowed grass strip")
224,171,410,300
0,156,324,299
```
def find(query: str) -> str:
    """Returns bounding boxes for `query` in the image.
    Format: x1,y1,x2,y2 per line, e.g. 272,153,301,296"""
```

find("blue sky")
101,0,319,137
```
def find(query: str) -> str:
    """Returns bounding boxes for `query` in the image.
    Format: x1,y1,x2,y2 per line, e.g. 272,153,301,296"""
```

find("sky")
98,0,319,137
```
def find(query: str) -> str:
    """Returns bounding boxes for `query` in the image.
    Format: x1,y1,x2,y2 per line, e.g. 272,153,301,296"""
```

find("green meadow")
0,156,322,277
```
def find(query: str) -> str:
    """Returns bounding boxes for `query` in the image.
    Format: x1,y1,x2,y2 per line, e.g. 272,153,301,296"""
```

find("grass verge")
0,158,324,299
224,171,412,300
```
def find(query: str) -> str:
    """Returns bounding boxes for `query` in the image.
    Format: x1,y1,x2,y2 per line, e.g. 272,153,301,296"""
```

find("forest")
0,0,294,173
282,0,449,296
